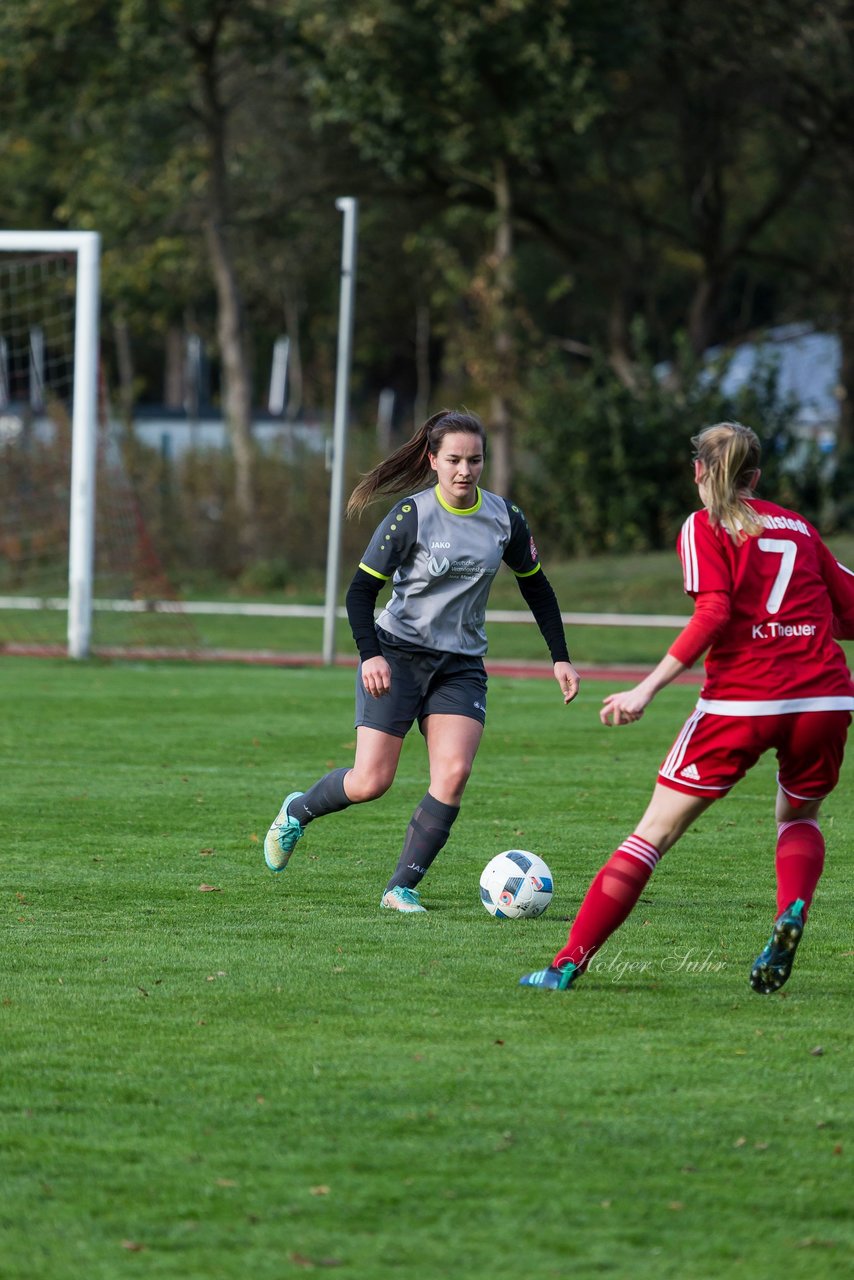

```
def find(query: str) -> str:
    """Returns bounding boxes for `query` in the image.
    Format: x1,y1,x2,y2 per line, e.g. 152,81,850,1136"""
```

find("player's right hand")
600,689,647,726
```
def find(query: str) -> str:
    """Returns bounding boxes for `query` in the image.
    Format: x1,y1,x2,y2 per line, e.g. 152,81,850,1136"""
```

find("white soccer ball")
479,850,553,919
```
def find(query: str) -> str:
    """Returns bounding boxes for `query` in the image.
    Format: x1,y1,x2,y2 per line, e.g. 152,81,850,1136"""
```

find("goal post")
0,230,101,658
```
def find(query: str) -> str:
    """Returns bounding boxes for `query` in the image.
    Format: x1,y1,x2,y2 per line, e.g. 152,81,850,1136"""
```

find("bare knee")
345,768,395,803
632,783,717,855
431,757,473,804
776,789,822,824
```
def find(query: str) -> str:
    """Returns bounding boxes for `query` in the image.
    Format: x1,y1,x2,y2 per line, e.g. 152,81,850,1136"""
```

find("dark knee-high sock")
775,819,825,919
289,768,352,826
552,835,662,971
385,792,460,893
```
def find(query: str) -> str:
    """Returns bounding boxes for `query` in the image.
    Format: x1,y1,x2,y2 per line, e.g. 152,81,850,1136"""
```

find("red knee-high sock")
775,819,825,919
552,835,662,971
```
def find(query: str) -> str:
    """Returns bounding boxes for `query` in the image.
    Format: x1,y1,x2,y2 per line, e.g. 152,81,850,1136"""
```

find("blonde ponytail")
691,421,763,541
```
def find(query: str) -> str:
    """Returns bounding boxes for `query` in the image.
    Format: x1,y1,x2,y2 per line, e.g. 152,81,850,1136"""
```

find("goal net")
0,232,198,658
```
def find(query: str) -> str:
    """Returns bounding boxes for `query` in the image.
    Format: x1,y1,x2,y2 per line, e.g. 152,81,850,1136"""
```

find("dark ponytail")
347,409,486,516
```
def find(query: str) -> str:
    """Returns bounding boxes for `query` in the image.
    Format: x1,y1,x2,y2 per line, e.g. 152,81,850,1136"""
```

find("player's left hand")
554,661,581,705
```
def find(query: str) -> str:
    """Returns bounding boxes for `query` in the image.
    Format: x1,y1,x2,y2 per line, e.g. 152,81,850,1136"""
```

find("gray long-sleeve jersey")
357,485,542,656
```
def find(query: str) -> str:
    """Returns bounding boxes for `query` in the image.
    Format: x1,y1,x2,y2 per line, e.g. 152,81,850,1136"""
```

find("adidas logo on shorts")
680,763,701,781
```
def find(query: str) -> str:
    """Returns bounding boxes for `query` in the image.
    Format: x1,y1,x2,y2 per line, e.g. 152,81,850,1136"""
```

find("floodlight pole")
323,198,359,666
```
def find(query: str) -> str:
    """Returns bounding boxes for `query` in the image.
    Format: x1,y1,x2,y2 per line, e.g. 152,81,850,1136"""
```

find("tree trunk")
837,308,854,460
164,326,184,409
607,290,637,390
112,310,135,424
204,216,258,561
414,300,431,427
488,157,514,497
283,284,303,420
687,273,722,357
834,217,854,460
193,19,258,564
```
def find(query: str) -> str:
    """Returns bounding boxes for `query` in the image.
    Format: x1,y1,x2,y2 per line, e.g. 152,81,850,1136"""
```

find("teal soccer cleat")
750,898,806,994
380,886,427,913
519,962,578,991
264,791,305,872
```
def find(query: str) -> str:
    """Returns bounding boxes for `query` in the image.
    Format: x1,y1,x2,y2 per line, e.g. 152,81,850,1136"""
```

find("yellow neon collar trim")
433,485,482,515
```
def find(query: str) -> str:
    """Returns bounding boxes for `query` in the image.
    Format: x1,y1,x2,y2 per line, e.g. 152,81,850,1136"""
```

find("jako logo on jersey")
428,555,450,576
430,540,451,549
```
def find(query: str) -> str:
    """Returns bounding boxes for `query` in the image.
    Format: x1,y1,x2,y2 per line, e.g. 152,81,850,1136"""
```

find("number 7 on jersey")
758,538,797,615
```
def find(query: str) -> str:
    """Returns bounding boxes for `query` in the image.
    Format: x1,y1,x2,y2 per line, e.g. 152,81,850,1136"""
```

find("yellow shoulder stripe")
359,562,390,581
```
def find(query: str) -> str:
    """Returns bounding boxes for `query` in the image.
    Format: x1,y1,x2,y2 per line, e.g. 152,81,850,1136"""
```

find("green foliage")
297,0,601,181
514,332,815,555
2,0,853,530
122,429,378,583
236,557,293,594
2,657,853,1277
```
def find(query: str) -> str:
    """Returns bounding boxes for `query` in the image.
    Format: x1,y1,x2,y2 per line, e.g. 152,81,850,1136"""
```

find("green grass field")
5,537,854,669
2,655,852,1279
1,546,692,666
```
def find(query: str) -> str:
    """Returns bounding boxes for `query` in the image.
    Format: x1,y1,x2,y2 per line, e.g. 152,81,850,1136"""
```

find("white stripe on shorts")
660,708,705,781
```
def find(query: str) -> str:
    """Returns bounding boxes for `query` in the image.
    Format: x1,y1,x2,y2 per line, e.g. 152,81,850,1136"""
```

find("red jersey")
678,499,854,713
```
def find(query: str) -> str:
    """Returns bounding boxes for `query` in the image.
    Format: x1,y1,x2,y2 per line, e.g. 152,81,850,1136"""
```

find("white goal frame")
0,230,101,658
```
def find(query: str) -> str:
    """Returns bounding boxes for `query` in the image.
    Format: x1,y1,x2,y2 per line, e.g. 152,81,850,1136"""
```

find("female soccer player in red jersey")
521,420,854,994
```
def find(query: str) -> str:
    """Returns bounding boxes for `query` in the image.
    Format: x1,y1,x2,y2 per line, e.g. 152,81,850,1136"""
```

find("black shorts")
354,628,488,738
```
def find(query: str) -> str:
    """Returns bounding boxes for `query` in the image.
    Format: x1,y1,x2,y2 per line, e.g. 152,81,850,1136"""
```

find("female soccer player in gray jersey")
263,409,580,911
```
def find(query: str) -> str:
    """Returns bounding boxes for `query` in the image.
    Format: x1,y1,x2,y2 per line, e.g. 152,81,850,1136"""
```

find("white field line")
0,596,689,627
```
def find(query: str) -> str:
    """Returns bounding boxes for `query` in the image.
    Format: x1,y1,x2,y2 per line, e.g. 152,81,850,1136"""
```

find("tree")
505,0,836,377
733,1,854,463
294,0,602,492
0,0,324,564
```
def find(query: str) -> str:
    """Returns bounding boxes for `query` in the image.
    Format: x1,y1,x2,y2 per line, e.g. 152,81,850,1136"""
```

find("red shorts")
658,709,850,803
